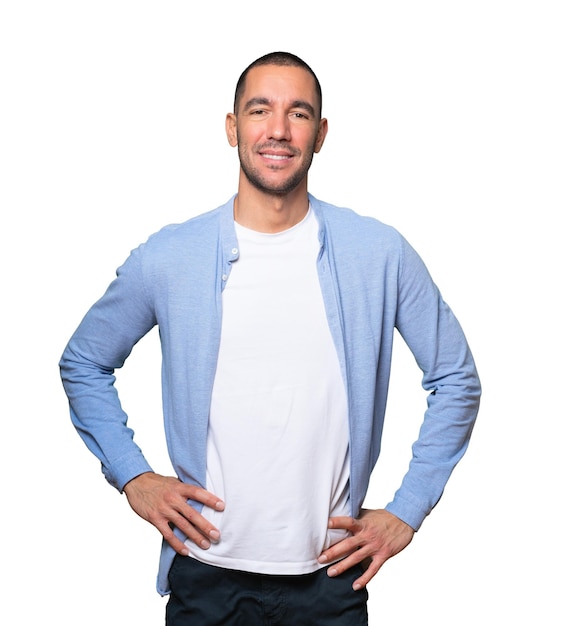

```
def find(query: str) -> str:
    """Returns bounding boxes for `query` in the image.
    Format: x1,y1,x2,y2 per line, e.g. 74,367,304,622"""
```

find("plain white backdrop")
2,1,583,624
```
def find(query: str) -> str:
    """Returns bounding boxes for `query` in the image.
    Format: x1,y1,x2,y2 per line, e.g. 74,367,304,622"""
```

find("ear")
225,113,238,147
313,118,328,154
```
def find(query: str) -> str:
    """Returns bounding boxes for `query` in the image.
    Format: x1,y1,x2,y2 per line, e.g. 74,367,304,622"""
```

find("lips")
261,153,292,161
256,143,299,162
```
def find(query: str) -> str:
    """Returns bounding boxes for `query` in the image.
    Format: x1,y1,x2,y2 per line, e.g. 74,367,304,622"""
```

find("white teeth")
262,154,290,160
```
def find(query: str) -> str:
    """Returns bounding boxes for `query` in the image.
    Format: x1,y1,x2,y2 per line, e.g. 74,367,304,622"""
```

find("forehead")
239,64,319,110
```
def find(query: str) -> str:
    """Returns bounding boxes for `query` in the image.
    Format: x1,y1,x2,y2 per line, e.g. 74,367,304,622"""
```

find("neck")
234,176,309,233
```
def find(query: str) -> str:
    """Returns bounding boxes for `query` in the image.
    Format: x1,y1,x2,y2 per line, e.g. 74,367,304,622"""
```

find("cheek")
298,128,321,151
237,122,265,144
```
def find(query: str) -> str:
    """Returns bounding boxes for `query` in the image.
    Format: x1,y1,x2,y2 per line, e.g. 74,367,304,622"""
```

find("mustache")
255,142,301,156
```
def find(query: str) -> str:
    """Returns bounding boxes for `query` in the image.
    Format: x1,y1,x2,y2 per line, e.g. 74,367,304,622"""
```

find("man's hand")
123,472,225,555
318,509,415,590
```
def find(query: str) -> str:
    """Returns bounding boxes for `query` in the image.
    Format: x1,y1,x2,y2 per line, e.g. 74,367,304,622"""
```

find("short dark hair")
233,51,323,117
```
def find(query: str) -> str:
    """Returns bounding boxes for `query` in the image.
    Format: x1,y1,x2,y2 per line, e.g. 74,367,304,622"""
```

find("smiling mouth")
256,143,299,162
261,153,292,161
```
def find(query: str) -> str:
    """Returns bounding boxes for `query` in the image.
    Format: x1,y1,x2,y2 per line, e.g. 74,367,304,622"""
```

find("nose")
267,111,291,141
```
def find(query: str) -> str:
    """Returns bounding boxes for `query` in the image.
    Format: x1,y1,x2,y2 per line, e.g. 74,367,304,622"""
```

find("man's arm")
320,233,481,588
59,246,158,491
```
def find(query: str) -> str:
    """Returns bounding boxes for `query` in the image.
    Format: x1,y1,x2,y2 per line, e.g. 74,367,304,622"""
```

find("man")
60,52,481,624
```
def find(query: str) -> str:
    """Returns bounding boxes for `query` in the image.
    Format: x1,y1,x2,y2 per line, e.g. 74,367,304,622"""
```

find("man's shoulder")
142,198,232,250
311,196,403,242
156,204,225,238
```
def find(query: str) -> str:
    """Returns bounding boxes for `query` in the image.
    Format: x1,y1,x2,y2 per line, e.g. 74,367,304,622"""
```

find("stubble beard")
237,140,316,197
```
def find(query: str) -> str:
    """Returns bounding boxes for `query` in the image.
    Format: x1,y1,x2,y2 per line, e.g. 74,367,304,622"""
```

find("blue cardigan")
60,194,481,595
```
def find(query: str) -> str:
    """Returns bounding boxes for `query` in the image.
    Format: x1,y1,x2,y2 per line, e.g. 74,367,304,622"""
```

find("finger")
327,515,360,531
177,501,221,543
156,508,216,555
182,485,225,512
318,534,362,565
152,494,222,550
167,484,225,542
349,558,383,591
318,517,362,564
158,523,191,556
327,550,364,578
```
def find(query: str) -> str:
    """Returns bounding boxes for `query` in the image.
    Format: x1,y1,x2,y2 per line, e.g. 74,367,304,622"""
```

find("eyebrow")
242,97,316,118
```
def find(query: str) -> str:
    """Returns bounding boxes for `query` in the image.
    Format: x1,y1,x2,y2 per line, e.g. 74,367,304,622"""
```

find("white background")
1,1,583,624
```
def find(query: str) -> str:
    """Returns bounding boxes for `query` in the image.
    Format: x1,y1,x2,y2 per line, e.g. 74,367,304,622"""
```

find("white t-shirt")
186,208,350,574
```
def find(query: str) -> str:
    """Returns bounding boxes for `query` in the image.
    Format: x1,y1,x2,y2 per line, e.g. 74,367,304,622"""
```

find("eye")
292,112,310,120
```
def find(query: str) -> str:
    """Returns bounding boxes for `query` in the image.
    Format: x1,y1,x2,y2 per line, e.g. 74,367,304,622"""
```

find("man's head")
234,52,323,118
226,52,327,198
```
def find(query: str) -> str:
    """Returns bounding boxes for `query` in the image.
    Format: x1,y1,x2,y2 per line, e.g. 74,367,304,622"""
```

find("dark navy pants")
166,555,369,625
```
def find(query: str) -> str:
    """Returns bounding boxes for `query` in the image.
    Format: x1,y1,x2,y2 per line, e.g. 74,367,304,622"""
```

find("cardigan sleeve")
59,244,157,491
385,236,481,529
